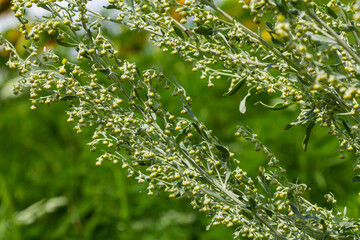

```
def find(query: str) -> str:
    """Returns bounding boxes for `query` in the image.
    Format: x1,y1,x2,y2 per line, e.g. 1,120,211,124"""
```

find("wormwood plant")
2,0,360,239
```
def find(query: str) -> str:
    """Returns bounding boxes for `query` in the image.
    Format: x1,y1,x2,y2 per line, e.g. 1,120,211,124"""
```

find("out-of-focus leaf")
192,122,208,141
39,4,51,12
342,119,354,138
274,0,290,17
124,0,135,11
173,26,185,40
99,68,111,76
291,1,306,11
339,221,356,230
103,5,117,9
341,24,358,32
265,22,273,31
289,9,301,16
306,32,337,44
239,88,254,114
60,95,78,101
56,39,77,47
351,175,360,182
176,128,189,145
320,219,328,234
183,105,198,122
15,197,67,225
194,27,214,36
269,32,285,47
302,120,315,152
84,87,101,91
215,144,231,184
248,197,256,210
202,188,227,203
287,191,301,216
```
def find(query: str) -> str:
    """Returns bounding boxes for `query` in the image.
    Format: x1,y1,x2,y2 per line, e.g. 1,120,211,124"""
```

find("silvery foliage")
1,0,360,239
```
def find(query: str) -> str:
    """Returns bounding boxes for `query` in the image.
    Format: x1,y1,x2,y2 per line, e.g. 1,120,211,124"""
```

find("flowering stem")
205,3,313,83
306,9,360,66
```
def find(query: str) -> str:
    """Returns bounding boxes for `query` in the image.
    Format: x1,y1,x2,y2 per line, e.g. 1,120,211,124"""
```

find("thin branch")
307,9,360,66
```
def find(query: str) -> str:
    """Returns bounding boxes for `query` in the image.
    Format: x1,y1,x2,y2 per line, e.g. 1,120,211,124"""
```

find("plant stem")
307,9,360,66
208,3,314,84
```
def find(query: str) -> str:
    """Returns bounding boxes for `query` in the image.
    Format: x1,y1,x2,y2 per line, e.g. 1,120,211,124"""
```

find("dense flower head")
2,0,360,239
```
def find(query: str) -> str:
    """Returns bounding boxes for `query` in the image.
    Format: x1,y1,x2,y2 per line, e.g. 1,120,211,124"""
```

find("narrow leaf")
202,188,227,203
60,95,78,101
302,120,315,152
173,26,185,40
289,9,301,16
239,91,251,114
248,197,256,210
194,27,214,35
321,219,328,234
39,4,51,11
99,68,111,76
341,24,357,32
176,128,188,145
265,21,273,30
215,144,232,184
287,191,301,216
255,101,291,110
269,32,285,47
223,77,246,96
103,5,118,9
284,109,315,130
191,122,208,141
284,123,293,131
84,87,101,91
183,105,199,122
306,32,337,44
326,7,338,19
55,39,77,48
342,119,354,138
124,0,135,12
257,166,271,195
275,1,290,17
266,62,276,71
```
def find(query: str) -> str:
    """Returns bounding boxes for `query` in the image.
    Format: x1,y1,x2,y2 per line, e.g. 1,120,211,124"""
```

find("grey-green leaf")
239,91,251,114
306,32,337,44
173,26,185,40
223,77,246,96
255,101,292,110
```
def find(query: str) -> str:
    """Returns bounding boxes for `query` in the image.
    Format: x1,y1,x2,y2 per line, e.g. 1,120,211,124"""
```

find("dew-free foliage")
2,0,360,239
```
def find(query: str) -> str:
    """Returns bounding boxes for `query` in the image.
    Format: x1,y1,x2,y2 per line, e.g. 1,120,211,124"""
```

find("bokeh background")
1,0,359,239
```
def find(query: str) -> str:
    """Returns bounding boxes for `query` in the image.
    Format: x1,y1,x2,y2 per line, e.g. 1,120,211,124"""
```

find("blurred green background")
1,0,360,239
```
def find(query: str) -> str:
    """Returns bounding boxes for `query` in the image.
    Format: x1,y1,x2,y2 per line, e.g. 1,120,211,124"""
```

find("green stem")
177,145,288,240
255,214,288,240
208,3,314,84
307,9,360,66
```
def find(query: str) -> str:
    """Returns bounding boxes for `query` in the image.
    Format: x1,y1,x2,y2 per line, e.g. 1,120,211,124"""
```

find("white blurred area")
0,10,17,32
0,0,109,32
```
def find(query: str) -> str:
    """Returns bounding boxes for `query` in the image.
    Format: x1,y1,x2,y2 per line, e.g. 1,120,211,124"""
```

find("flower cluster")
2,0,360,239
94,0,360,169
